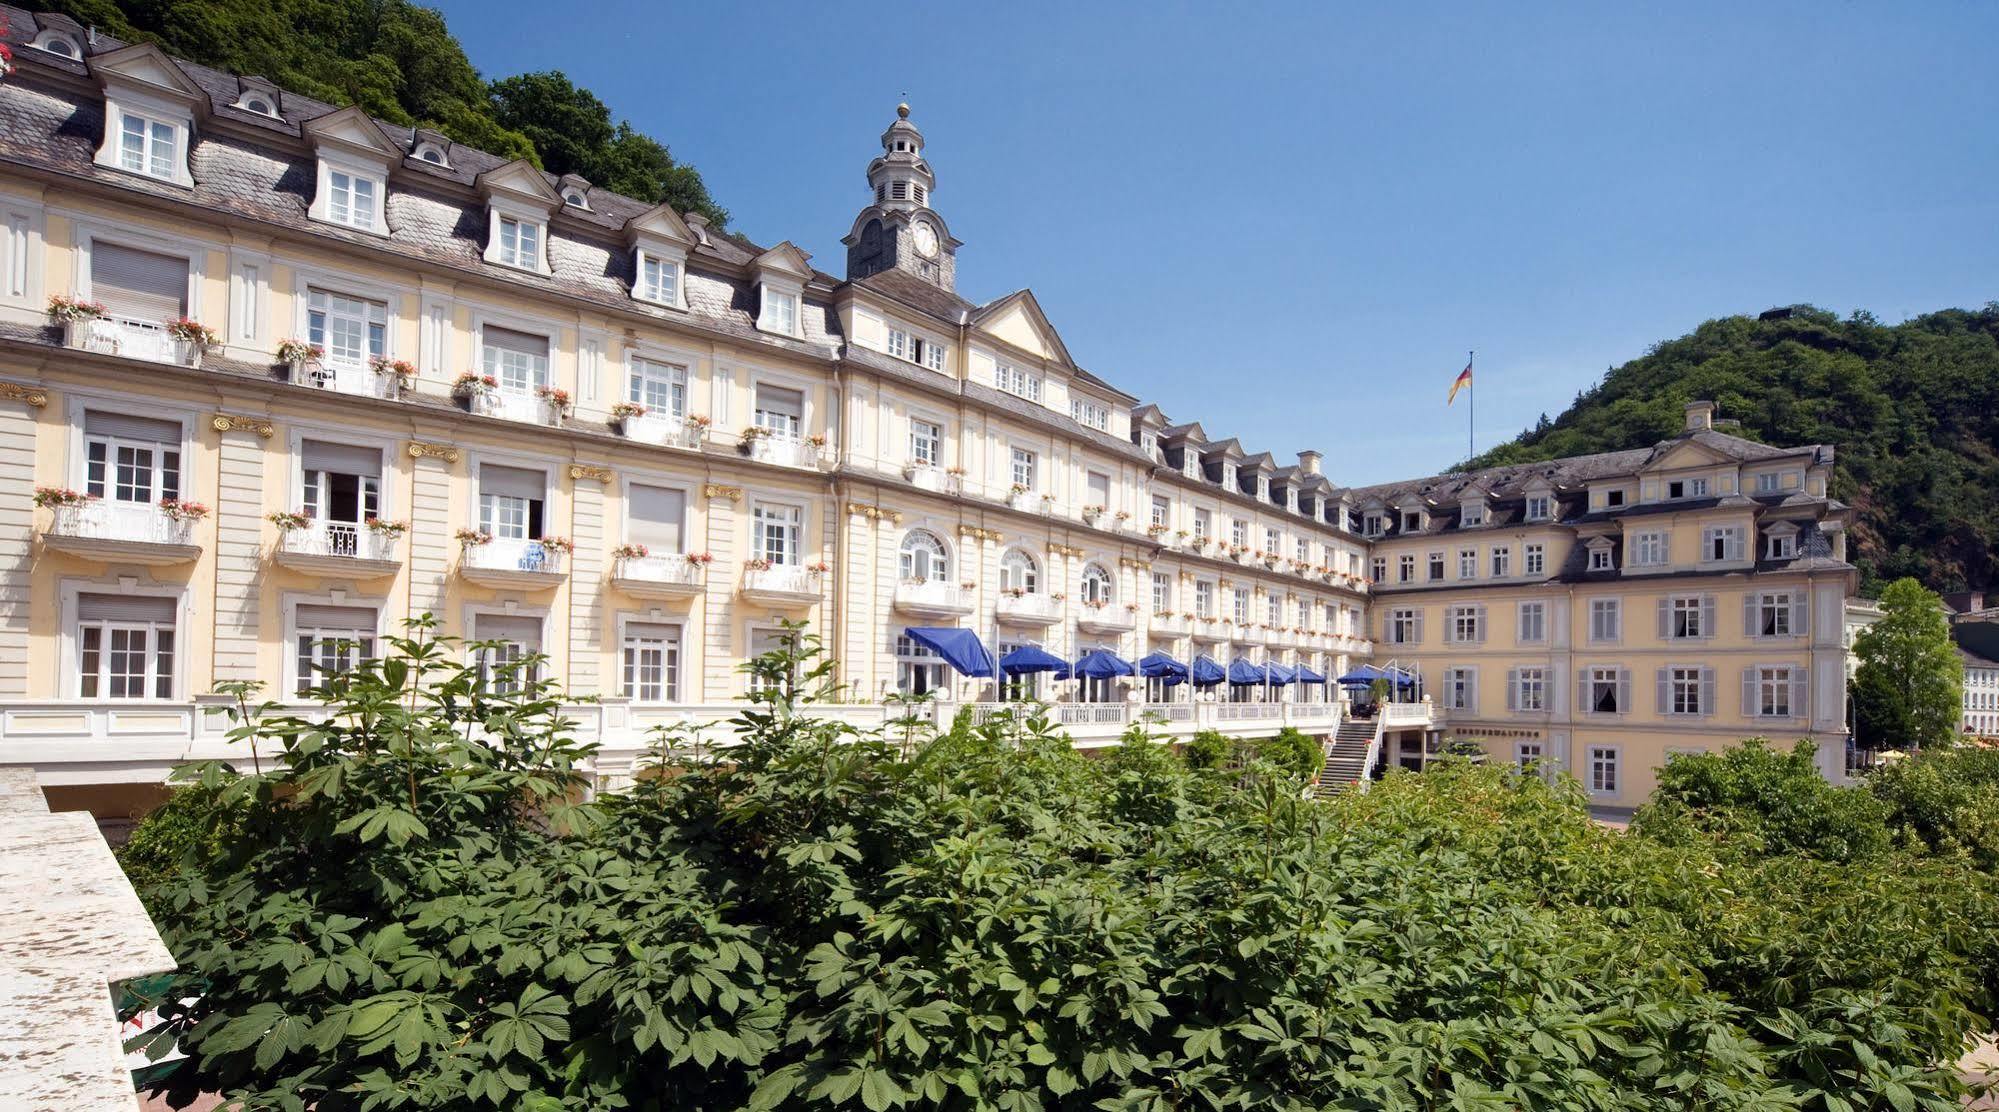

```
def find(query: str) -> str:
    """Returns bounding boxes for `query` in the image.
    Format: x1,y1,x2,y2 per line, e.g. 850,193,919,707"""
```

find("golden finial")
896,102,910,120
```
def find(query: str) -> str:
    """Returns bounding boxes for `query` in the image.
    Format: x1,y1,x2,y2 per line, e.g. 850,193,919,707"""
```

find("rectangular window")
1457,548,1477,579
909,419,941,467
753,384,805,438
626,482,687,554
1517,601,1546,644
478,464,546,540
995,363,1042,402
1445,667,1476,712
1766,531,1797,559
920,340,946,371
1071,398,1110,431
1194,580,1214,618
1589,598,1621,643
1369,556,1386,583
1588,746,1619,795
622,623,682,703
1704,526,1745,562
765,290,798,334
1757,666,1796,717
1588,545,1614,571
638,254,680,305
752,503,802,566
497,216,542,270
326,170,379,229
473,613,541,695
1265,526,1281,554
1668,667,1703,715
91,241,188,322
1150,494,1171,529
1632,531,1667,567
1151,572,1170,613
895,633,947,696
1009,447,1036,490
481,325,551,395
1756,472,1780,494
1086,471,1111,513
1525,495,1552,521
1295,537,1309,563
1388,608,1420,645
1232,587,1250,624
1231,520,1248,548
1449,605,1482,644
1524,543,1545,576
1397,554,1415,583
1668,595,1705,639
1265,595,1281,627
307,289,388,368
82,411,182,504
1193,508,1211,539
299,438,383,534
629,358,688,418
118,112,176,179
1515,667,1546,712
1515,740,1544,769
294,603,377,696
1667,478,1709,499
1605,489,1626,508
886,328,910,360
1461,503,1485,527
1491,547,1510,577
1757,592,1796,637
1427,552,1445,581
1363,513,1385,537
75,593,176,699
1589,668,1623,714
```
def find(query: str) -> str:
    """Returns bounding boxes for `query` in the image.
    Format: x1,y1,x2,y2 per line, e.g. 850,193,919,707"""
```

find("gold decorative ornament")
703,484,742,502
211,414,274,438
569,464,613,483
0,380,48,407
406,441,461,463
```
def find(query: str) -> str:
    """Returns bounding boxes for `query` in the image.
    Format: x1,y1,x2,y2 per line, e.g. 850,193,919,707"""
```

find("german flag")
1447,360,1473,405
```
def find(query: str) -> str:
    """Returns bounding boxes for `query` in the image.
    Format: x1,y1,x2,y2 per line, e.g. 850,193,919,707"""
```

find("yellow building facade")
0,20,1853,824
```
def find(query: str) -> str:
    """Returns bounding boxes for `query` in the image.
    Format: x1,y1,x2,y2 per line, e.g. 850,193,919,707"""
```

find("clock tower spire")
843,102,958,292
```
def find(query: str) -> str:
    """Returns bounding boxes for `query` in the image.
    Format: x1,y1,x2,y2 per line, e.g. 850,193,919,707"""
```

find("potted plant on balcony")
959,580,977,592
737,425,771,454
452,373,497,403
47,295,107,349
453,527,492,548
32,486,92,509
1113,510,1131,530
276,339,323,383
686,552,714,567
369,356,416,396
609,401,648,432
1147,523,1170,539
1002,586,1027,599
1082,503,1105,524
612,543,649,560
536,536,574,556
742,557,773,572
686,414,712,437
266,510,310,533
158,498,209,522
806,434,827,450
365,518,408,539
535,386,572,423
165,319,219,368
806,560,832,575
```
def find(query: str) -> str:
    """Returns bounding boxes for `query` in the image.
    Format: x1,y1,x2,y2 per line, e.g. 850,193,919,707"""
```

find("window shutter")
91,242,188,321
1743,594,1757,637
295,604,376,631
1790,672,1808,720
1506,668,1518,711
1790,596,1809,637
83,410,181,443
473,613,542,648
754,385,805,422
300,439,383,476
1656,598,1670,640
1699,667,1715,717
1466,670,1479,713
1742,668,1759,718
1655,668,1670,715
626,483,686,552
1413,612,1425,645
1701,595,1717,640
1474,605,1487,644
77,592,176,623
478,464,545,501
1617,669,1631,715
1548,669,1563,714
482,325,550,360
1577,668,1590,712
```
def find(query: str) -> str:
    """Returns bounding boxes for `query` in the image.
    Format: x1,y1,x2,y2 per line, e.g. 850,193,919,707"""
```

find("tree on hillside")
38,0,726,225
1853,578,1964,749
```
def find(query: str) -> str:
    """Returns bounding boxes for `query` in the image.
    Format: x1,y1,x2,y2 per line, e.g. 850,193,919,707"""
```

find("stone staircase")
1314,719,1378,798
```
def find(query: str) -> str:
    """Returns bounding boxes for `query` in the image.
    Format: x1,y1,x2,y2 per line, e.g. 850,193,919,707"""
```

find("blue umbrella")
1294,664,1328,684
902,627,995,678
1385,666,1421,688
1337,664,1385,687
999,644,1071,680
1226,658,1267,685
1189,655,1227,686
1074,648,1136,679
1265,662,1296,686
1138,651,1188,688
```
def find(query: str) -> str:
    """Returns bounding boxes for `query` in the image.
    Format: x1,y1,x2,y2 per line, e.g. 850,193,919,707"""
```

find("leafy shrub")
1180,726,1232,770
1869,745,1999,869
1255,724,1321,785
123,622,1994,1110
1635,738,1893,862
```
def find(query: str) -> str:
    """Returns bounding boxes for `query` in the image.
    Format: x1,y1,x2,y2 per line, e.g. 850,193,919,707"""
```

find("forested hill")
36,0,728,226
1464,305,1999,593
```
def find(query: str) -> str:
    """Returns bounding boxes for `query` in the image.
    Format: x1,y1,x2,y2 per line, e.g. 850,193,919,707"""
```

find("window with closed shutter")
478,465,546,539
91,242,188,322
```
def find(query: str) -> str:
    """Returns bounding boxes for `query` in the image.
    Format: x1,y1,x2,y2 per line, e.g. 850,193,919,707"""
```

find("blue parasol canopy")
1189,655,1227,686
999,644,1070,679
1294,664,1328,684
1337,664,1386,687
901,627,995,678
1137,651,1186,678
1074,648,1136,679
1227,658,1267,685
1265,662,1296,686
1384,665,1421,688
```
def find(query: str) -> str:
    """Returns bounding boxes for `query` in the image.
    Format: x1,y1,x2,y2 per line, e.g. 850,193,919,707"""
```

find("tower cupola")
868,103,935,211
844,102,960,292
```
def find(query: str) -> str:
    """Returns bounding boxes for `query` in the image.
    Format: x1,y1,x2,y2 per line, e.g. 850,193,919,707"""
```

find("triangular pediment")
476,159,563,206
1641,438,1733,473
624,203,695,250
753,241,814,280
92,43,205,104
972,289,1074,367
303,105,399,159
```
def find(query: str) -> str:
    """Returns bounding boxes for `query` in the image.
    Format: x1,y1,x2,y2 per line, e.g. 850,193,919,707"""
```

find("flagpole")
1467,350,1475,464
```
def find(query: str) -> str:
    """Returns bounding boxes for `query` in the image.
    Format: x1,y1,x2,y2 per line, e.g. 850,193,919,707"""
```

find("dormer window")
1587,539,1615,571
637,254,680,307
414,143,447,166
1666,477,1708,500
1256,476,1270,499
562,190,588,209
1140,432,1157,458
1525,494,1552,521
1071,398,1110,431
1183,453,1200,480
1461,503,1485,527
33,33,81,58
1222,463,1237,490
760,288,799,336
1402,511,1423,532
995,362,1042,402
117,113,179,181
325,170,380,229
1604,489,1626,508
237,95,277,117
93,45,202,188
497,216,543,270
1362,513,1384,537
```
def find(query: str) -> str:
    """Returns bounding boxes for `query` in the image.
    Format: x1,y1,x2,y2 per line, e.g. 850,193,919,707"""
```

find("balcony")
744,433,822,471
1005,490,1041,514
274,520,401,578
1228,623,1255,645
62,317,200,367
459,537,567,590
288,359,398,400
1216,702,1282,722
43,500,199,565
891,579,974,620
1149,613,1189,638
618,413,703,450
739,564,823,607
1075,605,1136,635
1191,617,1227,642
902,463,963,495
469,389,562,427
610,554,706,600
996,592,1061,627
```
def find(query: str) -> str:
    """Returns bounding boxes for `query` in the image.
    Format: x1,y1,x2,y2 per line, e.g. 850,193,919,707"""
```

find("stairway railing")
1355,714,1387,795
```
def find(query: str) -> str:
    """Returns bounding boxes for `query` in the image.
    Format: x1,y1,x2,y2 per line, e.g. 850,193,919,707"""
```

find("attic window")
1461,503,1485,527
1525,494,1552,521
562,190,588,209
33,34,80,58
413,143,447,166
237,95,277,117
1604,489,1626,508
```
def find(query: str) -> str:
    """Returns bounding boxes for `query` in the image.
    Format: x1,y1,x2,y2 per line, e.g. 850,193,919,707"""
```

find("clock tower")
843,103,960,293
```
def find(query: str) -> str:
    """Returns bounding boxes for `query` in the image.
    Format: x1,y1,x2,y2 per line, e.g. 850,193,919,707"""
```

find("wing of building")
0,10,1856,822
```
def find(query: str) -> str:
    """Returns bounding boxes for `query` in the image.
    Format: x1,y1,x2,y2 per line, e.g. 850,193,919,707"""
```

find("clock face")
912,221,939,258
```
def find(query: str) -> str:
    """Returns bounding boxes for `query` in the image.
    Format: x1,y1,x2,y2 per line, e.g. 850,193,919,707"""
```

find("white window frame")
1587,746,1620,797
323,168,383,232
996,362,1043,402
1631,531,1667,567
909,418,942,468
1515,668,1546,713
751,501,804,567
1009,446,1036,491
286,597,383,696
619,619,684,704
628,356,689,419
635,252,683,308
1524,543,1545,576
1589,598,1621,643
60,581,189,701
1524,494,1552,522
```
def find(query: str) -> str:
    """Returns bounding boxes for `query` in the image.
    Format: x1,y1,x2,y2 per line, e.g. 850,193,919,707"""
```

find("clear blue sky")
438,0,1998,486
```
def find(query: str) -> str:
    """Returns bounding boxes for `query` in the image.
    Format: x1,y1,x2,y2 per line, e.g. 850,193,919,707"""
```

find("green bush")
1868,745,1999,869
1635,738,1894,862
1255,724,1321,785
113,781,241,916
122,622,1996,1110
1180,726,1232,770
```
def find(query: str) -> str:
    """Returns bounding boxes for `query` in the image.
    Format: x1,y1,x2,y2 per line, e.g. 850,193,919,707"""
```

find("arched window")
563,190,588,208
1080,563,1113,606
899,529,948,582
1000,549,1038,594
34,34,79,58
414,143,447,166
